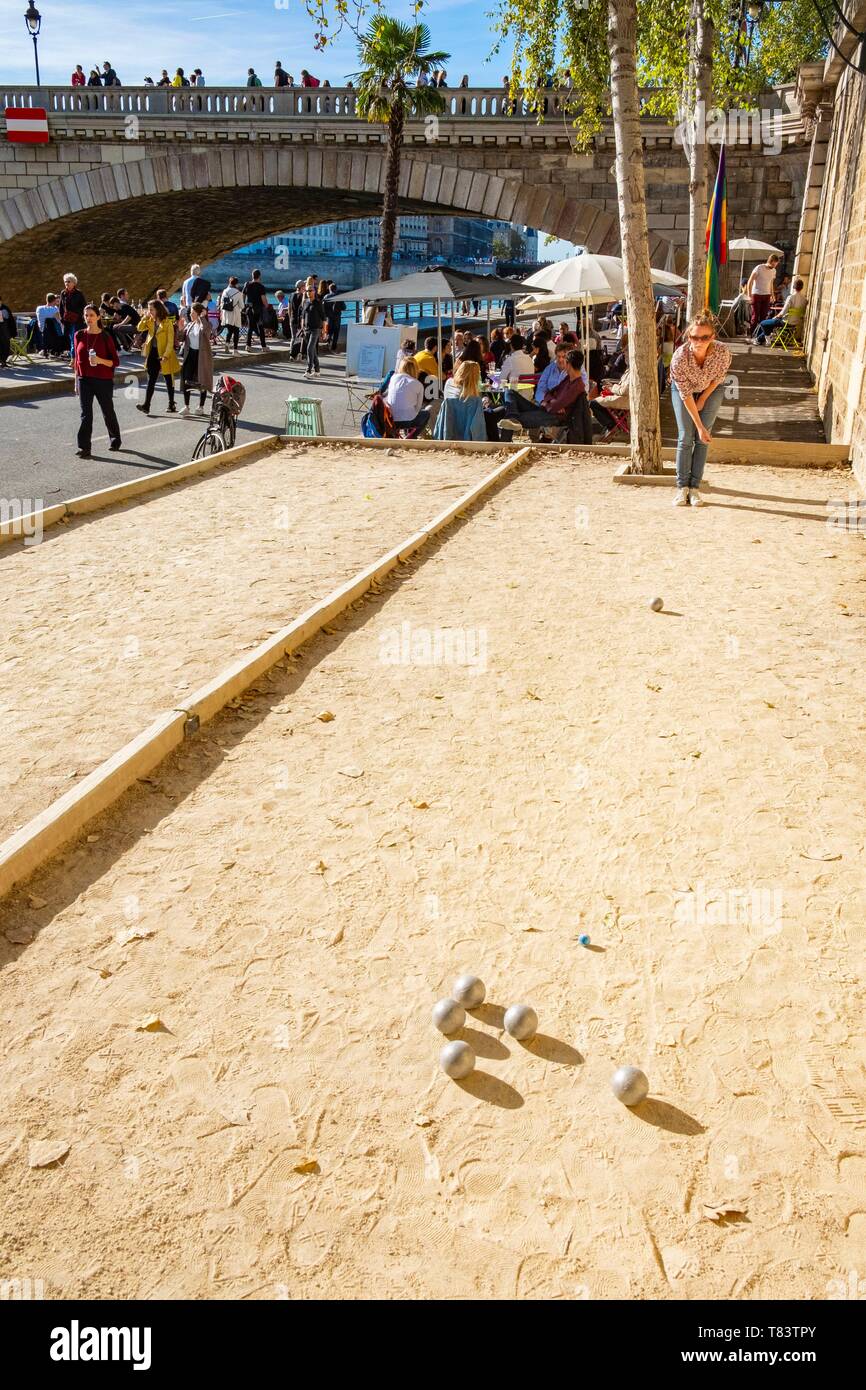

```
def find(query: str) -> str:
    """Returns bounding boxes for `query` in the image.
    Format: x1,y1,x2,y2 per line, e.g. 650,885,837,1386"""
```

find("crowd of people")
369,316,619,444
9,263,345,458
66,61,569,93
69,60,352,90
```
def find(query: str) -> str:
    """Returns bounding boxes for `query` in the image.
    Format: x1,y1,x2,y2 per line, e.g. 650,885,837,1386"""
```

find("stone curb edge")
0,444,534,901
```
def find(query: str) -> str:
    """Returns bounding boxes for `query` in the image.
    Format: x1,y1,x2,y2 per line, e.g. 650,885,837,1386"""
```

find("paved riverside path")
0,348,357,504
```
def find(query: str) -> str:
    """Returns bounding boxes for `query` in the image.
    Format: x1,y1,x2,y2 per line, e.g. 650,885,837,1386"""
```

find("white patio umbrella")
518,254,688,342
729,237,784,284
518,255,624,349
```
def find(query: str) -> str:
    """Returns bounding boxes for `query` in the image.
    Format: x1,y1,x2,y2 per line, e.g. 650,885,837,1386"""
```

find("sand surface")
1,457,864,1301
0,444,498,842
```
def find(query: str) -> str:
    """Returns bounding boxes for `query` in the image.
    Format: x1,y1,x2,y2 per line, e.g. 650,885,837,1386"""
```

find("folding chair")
8,325,36,366
598,406,630,443
767,308,804,353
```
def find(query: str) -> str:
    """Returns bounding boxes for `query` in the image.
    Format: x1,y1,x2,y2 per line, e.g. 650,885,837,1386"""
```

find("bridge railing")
1,83,801,129
0,84,611,122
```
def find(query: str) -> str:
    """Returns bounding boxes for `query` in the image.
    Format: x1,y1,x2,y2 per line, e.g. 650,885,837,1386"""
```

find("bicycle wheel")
192,429,227,459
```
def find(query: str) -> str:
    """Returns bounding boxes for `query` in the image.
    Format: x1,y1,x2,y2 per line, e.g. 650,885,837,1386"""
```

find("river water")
197,252,517,330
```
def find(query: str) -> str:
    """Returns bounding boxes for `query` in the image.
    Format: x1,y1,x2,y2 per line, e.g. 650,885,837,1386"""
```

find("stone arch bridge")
0,84,811,304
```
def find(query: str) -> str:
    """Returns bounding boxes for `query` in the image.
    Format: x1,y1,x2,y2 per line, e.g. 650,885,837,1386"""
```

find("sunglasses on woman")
690,333,713,341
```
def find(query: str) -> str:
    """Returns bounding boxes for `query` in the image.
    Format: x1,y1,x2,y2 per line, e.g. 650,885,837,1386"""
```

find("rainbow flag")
705,143,728,313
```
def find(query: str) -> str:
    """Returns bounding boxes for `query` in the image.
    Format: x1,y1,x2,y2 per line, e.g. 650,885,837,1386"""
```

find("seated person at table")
435,361,486,442
456,335,487,380
413,335,440,379
396,338,416,368
384,357,430,435
535,342,568,402
532,332,552,375
488,327,508,368
590,363,631,438
486,349,586,441
36,294,65,357
753,278,807,344
444,360,480,400
772,274,792,310
498,332,535,384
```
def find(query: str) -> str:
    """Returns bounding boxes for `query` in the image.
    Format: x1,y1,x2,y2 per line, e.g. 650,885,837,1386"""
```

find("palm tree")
353,18,450,281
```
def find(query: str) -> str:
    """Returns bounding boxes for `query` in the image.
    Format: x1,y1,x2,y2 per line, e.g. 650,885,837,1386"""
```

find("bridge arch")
0,144,636,304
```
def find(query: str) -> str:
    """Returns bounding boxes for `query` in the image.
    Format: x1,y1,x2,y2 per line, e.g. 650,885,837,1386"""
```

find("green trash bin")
284,396,325,437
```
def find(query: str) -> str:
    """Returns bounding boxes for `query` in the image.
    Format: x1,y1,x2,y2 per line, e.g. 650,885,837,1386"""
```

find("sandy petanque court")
0,443,501,842
0,453,865,1300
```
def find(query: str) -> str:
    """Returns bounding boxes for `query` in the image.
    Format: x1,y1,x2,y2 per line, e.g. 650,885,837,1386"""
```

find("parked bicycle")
192,374,246,457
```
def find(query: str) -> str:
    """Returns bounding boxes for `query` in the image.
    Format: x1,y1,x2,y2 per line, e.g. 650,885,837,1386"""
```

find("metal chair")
767,308,805,353
8,325,36,366
598,406,630,442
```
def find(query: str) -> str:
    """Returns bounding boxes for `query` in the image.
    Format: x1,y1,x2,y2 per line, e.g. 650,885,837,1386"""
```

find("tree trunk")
686,3,714,319
379,104,404,282
607,0,662,474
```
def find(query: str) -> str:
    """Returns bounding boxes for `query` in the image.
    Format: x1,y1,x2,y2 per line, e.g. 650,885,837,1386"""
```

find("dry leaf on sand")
703,1202,749,1224
135,1015,168,1033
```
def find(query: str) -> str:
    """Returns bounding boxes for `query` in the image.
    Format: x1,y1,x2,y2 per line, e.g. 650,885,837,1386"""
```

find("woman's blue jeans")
671,382,726,489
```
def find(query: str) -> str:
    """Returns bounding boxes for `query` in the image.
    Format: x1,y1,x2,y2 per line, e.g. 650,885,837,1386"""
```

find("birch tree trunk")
686,3,714,319
379,104,404,282
607,0,662,474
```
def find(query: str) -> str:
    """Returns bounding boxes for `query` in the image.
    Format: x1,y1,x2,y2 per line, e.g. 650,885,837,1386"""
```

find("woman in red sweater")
74,304,122,459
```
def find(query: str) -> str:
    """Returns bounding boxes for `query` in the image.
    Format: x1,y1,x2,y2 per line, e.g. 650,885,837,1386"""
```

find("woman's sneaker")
136,403,149,414
179,404,191,417
166,402,177,413
673,487,690,506
689,489,706,506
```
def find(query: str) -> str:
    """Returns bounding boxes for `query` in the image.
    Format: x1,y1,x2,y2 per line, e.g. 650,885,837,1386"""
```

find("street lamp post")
24,2,42,86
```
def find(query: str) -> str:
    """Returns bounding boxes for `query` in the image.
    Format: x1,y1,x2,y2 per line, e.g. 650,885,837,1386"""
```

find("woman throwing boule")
668,312,732,507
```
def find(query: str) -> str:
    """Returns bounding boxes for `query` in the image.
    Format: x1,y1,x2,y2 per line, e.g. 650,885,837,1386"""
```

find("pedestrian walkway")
0,339,301,403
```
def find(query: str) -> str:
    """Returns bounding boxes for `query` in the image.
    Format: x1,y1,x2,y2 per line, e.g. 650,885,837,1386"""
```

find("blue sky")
1,0,507,87
1,0,575,256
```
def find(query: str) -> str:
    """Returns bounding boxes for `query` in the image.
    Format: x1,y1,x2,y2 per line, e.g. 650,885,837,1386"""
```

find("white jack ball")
432,998,466,1036
452,973,486,1009
440,1040,475,1079
610,1065,649,1106
504,1004,538,1041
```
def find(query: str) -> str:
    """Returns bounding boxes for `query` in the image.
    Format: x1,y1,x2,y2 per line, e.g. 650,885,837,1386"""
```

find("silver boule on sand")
452,973,486,1009
649,597,664,612
504,1004,538,1041
440,1040,475,1079
610,1065,649,1106
431,998,466,1036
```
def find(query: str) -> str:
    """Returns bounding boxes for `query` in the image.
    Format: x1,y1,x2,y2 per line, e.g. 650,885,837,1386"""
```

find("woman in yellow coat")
136,299,180,414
